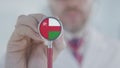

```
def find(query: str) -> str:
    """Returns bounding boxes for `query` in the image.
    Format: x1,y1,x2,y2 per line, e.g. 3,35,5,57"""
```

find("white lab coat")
53,27,120,68
0,14,120,68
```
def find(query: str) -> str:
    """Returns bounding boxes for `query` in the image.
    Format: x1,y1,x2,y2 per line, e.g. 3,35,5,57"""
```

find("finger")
28,44,47,68
53,35,66,51
52,34,66,60
6,29,28,68
16,14,46,34
29,14,46,24
15,25,43,42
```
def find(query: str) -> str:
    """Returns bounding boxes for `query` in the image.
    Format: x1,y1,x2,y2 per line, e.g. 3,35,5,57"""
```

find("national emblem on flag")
39,17,62,40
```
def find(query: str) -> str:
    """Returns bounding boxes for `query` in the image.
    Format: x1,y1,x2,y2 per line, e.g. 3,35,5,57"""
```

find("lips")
68,11,78,15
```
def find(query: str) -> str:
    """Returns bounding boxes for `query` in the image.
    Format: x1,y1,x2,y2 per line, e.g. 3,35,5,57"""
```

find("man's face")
49,0,93,33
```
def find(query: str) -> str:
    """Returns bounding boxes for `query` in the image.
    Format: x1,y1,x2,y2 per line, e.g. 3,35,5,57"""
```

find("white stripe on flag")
49,18,60,26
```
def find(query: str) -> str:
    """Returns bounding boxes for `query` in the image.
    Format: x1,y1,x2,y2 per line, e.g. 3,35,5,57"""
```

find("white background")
0,0,120,67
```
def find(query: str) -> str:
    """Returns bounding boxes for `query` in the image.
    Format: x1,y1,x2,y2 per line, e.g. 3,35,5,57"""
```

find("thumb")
52,34,66,60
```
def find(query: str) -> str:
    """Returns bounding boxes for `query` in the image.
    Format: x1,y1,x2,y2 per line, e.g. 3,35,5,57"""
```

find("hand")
5,14,66,68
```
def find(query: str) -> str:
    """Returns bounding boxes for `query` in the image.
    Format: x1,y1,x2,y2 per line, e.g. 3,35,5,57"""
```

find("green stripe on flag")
49,31,60,40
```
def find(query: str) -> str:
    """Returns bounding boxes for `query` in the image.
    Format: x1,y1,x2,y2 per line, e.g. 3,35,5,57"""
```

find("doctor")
5,0,120,68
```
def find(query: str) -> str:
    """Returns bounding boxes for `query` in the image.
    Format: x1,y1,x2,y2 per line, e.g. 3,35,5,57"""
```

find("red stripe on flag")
40,18,49,39
48,26,61,31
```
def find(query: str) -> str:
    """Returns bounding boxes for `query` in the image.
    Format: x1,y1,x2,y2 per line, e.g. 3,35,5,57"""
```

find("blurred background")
0,0,120,68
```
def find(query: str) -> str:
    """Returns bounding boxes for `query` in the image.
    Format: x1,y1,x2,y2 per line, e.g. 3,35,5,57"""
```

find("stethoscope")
38,17,63,68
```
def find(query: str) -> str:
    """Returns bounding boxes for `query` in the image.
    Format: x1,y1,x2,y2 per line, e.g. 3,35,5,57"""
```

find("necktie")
68,38,83,64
